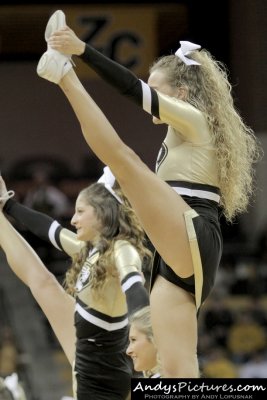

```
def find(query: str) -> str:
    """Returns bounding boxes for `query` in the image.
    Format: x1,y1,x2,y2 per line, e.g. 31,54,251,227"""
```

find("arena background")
1,1,267,399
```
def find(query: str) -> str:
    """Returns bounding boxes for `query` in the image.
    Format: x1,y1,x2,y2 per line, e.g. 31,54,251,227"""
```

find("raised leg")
59,71,194,279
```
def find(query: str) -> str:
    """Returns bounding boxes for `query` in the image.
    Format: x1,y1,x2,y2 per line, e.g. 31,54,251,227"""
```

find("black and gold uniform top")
70,239,146,344
80,45,221,204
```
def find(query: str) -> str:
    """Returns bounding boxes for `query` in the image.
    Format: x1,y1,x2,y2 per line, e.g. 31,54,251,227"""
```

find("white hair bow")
98,166,123,204
175,41,201,66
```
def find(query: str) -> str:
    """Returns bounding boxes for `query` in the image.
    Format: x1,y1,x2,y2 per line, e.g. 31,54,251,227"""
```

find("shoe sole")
37,52,60,83
45,10,66,41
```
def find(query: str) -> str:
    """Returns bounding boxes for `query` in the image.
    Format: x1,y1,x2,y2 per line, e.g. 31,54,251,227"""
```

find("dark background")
1,2,267,399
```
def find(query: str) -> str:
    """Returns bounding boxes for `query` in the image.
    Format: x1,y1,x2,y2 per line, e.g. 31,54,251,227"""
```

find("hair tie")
97,166,123,204
175,41,201,66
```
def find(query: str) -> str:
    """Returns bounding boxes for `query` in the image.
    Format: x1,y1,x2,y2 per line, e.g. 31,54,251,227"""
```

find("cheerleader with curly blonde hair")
36,10,262,378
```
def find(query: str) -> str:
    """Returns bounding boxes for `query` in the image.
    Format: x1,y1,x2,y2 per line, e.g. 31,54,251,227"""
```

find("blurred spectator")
7,157,72,183
213,260,234,296
247,299,267,331
238,350,267,378
230,259,264,296
198,332,218,371
227,311,266,363
23,169,71,219
256,221,267,261
0,328,18,377
0,373,27,400
202,347,238,378
202,295,234,347
14,169,72,282
255,223,267,292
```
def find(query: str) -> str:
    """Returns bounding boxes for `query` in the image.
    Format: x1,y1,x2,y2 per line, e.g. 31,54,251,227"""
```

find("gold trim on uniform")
184,209,203,310
60,228,85,256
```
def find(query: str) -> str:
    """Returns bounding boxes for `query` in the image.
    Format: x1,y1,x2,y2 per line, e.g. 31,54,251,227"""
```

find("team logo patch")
75,252,99,292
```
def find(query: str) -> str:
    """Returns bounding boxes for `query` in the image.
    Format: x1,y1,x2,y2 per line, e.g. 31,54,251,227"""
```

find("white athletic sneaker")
45,9,66,42
38,10,73,83
37,49,73,84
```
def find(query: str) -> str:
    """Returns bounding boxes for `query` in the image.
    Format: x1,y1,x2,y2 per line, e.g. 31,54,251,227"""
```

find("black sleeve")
3,199,63,251
121,271,150,316
80,44,160,118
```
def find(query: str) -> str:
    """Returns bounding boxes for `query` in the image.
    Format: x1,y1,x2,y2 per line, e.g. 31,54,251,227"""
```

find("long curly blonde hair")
150,49,262,222
64,183,151,295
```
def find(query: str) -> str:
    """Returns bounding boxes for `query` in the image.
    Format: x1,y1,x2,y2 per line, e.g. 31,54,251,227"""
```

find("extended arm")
3,198,83,257
0,210,75,363
49,27,206,140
